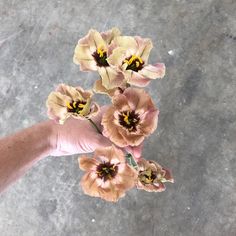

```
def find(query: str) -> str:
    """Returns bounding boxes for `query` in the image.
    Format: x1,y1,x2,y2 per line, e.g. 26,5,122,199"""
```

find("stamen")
66,100,87,114
125,55,143,65
96,162,118,181
123,111,130,125
123,55,144,72
119,110,140,132
92,48,109,67
78,103,85,108
66,101,73,109
97,48,105,57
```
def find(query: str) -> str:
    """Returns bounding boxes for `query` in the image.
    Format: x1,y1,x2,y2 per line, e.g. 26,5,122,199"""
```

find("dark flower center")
66,100,86,114
96,162,118,182
92,48,109,67
139,169,157,184
118,110,140,132
123,55,144,72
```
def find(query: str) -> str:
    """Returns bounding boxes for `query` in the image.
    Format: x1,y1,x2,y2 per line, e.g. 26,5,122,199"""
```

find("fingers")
92,134,112,150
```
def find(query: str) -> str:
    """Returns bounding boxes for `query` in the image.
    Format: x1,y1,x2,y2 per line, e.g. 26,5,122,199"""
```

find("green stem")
126,153,138,170
88,118,102,134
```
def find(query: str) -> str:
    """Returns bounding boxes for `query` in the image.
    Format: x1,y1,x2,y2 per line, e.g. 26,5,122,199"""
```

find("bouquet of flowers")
46,27,174,202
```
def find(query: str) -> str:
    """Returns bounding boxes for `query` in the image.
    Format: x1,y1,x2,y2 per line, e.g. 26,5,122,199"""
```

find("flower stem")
88,118,102,134
126,153,138,170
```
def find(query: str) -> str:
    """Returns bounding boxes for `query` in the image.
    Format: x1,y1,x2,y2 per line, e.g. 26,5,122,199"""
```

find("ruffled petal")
162,168,174,183
102,107,129,147
101,27,121,44
112,36,137,52
79,156,98,171
139,110,158,135
56,84,84,101
107,47,127,68
94,145,125,164
135,36,153,63
140,63,166,79
98,67,125,90
80,172,100,197
98,185,126,202
93,79,122,97
46,92,71,123
85,29,107,52
125,70,151,87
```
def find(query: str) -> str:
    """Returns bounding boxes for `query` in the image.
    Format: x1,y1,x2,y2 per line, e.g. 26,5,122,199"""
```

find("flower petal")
139,110,158,135
79,156,98,171
98,67,125,90
73,44,97,71
135,36,153,62
162,168,174,183
112,93,131,111
101,27,121,44
46,92,71,123
94,145,125,164
85,29,107,52
102,108,129,147
98,185,126,202
56,84,84,101
136,180,166,192
125,70,151,87
93,79,121,97
107,47,127,68
140,63,166,79
122,87,156,111
113,36,137,52
80,172,100,197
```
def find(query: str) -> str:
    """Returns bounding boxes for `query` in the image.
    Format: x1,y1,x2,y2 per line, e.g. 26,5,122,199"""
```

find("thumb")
92,134,112,150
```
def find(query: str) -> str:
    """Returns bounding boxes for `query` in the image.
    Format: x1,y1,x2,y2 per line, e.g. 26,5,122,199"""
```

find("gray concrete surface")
0,0,236,235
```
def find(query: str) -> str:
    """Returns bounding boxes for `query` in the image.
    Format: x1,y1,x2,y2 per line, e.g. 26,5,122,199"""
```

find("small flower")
136,159,174,192
46,84,99,124
73,28,125,90
107,36,165,87
79,146,138,202
102,87,158,147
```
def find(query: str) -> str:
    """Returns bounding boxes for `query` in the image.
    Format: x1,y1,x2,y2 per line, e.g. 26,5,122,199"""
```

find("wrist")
41,120,58,156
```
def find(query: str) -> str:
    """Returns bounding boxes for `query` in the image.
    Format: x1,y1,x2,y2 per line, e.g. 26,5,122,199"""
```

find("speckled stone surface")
0,0,236,235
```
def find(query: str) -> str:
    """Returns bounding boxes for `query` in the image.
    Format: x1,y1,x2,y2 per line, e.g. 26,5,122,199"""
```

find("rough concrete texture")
0,0,236,235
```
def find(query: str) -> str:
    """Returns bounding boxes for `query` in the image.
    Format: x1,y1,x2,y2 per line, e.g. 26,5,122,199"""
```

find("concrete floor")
0,0,236,235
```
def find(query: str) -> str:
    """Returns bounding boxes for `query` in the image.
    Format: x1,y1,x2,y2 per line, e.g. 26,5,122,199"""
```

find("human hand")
49,106,111,156
49,106,143,158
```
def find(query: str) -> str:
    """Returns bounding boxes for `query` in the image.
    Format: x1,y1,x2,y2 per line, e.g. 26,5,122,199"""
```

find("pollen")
66,101,73,109
119,110,140,132
96,162,118,181
78,103,85,108
97,48,105,58
66,100,87,114
124,55,144,72
126,55,143,65
123,111,131,125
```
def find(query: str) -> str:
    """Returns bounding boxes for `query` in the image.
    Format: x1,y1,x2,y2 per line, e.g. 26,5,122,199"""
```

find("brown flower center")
92,47,109,67
96,162,118,182
118,110,140,132
139,169,157,184
66,100,86,114
123,55,144,72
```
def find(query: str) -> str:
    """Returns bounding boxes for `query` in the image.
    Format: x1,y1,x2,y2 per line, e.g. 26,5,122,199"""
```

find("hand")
49,106,143,158
49,107,111,156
